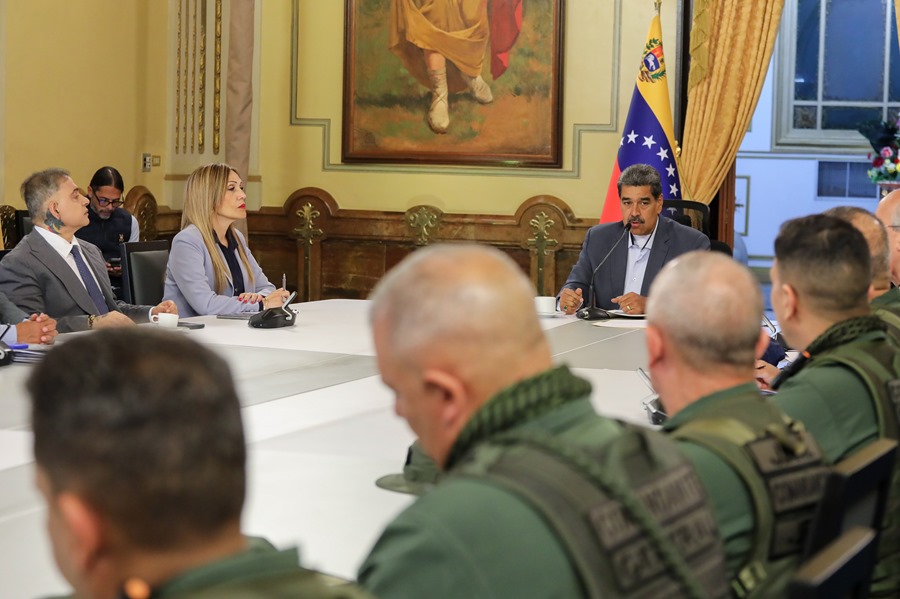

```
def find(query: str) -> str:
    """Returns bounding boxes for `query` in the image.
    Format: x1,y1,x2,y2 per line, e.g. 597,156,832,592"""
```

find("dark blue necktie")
70,245,109,315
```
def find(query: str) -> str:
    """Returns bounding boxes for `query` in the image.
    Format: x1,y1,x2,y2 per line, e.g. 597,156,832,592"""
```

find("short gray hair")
824,206,890,290
647,251,763,370
21,168,70,220
617,164,662,198
370,244,545,366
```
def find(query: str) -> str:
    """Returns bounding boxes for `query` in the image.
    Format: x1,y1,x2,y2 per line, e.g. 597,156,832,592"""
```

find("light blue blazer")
164,224,275,317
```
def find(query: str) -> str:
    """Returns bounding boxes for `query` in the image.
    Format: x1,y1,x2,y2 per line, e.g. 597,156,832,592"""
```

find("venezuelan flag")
599,11,683,222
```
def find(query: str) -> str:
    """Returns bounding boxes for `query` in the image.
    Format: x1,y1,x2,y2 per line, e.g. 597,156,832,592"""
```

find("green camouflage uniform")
773,315,900,598
665,382,828,598
872,286,900,342
359,366,728,599
48,541,372,599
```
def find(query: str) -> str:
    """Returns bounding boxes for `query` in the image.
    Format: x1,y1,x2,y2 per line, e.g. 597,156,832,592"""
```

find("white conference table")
0,299,654,598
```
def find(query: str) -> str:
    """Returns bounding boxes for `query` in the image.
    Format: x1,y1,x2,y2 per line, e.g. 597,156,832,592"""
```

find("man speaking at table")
559,164,709,316
0,168,176,332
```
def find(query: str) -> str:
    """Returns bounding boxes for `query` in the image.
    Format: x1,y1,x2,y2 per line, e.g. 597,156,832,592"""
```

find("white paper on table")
0,431,34,470
537,314,577,330
592,319,648,329
573,368,656,428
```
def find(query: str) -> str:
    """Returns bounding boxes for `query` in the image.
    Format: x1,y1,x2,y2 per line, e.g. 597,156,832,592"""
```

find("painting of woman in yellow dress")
342,0,563,167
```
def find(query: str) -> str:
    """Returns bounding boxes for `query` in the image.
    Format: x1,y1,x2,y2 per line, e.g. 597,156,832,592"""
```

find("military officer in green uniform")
826,206,900,325
358,244,729,599
873,195,900,321
769,214,900,598
828,206,894,300
29,329,370,599
876,189,900,292
755,206,900,385
646,251,829,598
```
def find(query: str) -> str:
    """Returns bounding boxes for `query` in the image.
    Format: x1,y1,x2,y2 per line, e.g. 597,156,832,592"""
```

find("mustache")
628,216,645,224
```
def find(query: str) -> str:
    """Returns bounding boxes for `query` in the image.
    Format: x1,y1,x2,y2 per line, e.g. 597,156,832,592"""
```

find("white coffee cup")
151,312,179,328
534,296,558,314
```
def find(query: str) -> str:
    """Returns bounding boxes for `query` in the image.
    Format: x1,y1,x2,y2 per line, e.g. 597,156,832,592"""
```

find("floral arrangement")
860,118,900,183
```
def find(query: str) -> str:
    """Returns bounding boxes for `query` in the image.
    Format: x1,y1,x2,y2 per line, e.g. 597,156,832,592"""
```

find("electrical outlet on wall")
141,153,152,172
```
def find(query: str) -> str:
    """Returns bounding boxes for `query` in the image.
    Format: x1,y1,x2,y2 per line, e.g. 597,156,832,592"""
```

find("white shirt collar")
34,225,82,260
629,218,660,249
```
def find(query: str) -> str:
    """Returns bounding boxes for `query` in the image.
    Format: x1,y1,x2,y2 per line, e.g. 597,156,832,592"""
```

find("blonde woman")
164,164,289,316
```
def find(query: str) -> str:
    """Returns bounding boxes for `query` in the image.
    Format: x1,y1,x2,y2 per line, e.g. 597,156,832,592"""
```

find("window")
775,0,900,152
816,161,877,198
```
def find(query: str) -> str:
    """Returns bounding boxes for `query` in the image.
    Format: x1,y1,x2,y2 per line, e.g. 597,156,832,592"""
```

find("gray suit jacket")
0,230,151,332
0,292,26,325
164,224,275,317
561,216,710,310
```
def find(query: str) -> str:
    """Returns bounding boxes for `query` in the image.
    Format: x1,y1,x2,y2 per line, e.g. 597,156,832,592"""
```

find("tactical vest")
670,390,829,599
75,207,132,261
797,337,900,597
874,305,900,347
453,425,730,599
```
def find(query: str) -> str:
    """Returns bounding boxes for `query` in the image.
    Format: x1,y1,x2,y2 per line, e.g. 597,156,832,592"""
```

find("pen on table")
282,273,286,290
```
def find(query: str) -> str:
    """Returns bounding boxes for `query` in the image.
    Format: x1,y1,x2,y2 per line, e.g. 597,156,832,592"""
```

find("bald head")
877,189,900,226
825,206,890,293
370,244,549,381
371,245,554,465
876,190,900,285
647,252,763,371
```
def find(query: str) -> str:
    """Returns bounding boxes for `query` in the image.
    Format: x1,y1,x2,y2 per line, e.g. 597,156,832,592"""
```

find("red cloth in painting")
489,0,522,79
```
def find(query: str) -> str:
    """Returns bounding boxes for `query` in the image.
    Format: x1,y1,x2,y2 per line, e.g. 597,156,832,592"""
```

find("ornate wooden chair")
124,185,160,241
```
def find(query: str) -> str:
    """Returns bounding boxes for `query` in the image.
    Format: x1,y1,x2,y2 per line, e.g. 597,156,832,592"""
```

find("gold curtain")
896,0,900,50
680,0,785,204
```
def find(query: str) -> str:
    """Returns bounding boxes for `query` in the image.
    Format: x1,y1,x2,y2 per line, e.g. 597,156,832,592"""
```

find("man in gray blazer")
0,169,177,333
559,164,710,315
0,292,57,345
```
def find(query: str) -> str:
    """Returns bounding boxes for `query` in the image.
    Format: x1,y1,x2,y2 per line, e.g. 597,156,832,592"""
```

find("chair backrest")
709,240,733,256
119,240,170,305
15,210,33,239
789,527,878,599
803,439,897,558
662,200,710,237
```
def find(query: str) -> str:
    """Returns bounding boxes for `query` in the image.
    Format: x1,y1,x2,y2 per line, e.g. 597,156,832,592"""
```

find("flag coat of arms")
599,12,683,223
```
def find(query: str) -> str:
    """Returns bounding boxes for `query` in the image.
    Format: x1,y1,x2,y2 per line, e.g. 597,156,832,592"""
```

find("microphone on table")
576,222,632,321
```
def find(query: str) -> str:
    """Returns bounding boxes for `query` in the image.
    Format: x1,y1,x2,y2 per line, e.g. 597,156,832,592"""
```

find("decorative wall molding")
213,0,222,154
277,187,592,300
171,0,227,171
405,205,442,246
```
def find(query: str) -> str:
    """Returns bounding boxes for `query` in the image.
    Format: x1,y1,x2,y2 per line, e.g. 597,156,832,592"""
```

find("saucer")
607,309,645,319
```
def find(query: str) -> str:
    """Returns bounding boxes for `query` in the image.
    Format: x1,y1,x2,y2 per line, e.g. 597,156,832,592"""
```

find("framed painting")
341,0,565,168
